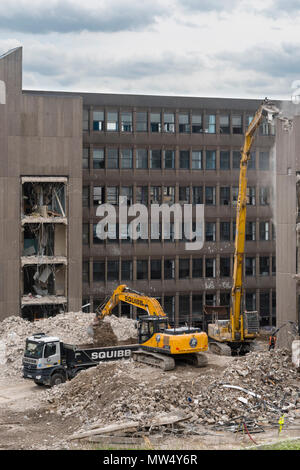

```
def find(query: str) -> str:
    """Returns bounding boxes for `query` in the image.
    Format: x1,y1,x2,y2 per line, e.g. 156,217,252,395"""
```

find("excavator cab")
138,316,168,344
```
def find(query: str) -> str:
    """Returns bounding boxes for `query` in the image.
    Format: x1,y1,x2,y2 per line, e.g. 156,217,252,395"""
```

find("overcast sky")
0,0,299,99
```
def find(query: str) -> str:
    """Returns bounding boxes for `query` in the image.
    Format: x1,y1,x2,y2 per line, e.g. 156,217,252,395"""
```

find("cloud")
215,43,300,79
0,0,166,34
179,0,239,12
260,0,300,17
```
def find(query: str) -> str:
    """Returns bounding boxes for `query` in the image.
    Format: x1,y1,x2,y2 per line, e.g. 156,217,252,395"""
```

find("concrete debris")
42,349,300,439
0,313,137,379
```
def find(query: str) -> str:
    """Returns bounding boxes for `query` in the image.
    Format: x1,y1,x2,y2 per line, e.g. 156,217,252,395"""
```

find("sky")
0,0,299,99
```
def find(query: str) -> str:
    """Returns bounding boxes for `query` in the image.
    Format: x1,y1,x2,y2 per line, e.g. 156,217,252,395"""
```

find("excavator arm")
95,284,166,321
231,99,279,341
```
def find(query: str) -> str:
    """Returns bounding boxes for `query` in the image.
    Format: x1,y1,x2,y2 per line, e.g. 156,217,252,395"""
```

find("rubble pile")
43,349,300,436
0,313,137,379
103,315,137,342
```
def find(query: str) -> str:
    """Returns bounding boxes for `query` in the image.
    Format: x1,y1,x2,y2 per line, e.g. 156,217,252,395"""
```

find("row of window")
83,109,275,136
83,255,276,283
83,147,271,171
85,290,276,326
82,219,275,245
84,184,272,207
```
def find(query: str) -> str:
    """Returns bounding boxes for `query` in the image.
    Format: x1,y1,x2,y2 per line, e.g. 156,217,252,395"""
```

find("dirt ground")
1,351,300,451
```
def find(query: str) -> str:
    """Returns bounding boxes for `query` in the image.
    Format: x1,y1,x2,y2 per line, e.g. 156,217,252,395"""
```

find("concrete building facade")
0,47,278,326
0,47,83,321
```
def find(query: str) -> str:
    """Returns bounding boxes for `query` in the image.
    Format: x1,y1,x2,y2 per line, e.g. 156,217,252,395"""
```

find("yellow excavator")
93,284,208,370
207,98,280,356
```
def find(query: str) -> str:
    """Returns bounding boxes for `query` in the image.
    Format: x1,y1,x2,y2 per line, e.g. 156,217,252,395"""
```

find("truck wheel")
50,373,66,387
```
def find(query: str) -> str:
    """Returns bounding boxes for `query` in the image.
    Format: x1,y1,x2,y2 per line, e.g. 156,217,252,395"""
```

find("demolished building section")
21,179,68,319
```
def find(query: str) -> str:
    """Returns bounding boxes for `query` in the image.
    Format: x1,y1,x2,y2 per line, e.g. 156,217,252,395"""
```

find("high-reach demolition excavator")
206,99,280,356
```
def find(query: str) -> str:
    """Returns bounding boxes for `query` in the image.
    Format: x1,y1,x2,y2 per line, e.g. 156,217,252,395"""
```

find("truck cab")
23,333,65,386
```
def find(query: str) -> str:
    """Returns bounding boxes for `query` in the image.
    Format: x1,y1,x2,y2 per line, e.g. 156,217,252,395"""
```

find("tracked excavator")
206,99,280,356
93,284,208,370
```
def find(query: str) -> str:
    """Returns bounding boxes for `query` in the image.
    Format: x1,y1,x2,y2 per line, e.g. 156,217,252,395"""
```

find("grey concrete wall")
0,47,82,319
275,116,299,328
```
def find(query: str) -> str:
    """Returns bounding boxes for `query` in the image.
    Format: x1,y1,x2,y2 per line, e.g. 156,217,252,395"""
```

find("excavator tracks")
209,342,232,356
132,350,176,371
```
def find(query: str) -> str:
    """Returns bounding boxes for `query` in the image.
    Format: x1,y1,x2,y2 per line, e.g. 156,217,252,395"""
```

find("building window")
205,222,216,241
247,187,256,205
136,149,148,169
151,259,161,279
120,148,133,169
164,296,175,321
83,109,89,131
120,186,133,205
93,186,105,205
192,294,203,321
220,151,230,170
137,260,148,280
107,111,118,131
121,112,132,132
260,256,270,276
232,186,238,205
248,151,256,169
136,111,148,132
259,151,269,170
259,187,270,205
205,293,216,306
232,151,240,169
192,150,202,169
93,110,104,131
121,260,132,280
179,186,190,204
220,114,230,134
82,148,89,171
245,257,256,276
205,258,216,277
192,113,202,133
205,186,216,205
93,262,105,282
232,115,243,134
260,221,270,241
205,114,216,133
150,113,161,132
220,187,230,205
220,221,230,241
180,150,190,169
164,259,175,279
164,113,175,133
150,186,162,204
260,118,276,136
260,292,270,322
179,113,190,133
179,295,190,324
163,186,175,205
246,292,256,311
150,149,161,169
93,148,105,169
206,150,216,170
192,258,203,277
83,186,89,207
107,260,119,281
164,150,175,169
272,256,276,276
107,148,119,169
83,223,89,245
220,257,230,277
107,187,119,205
246,221,256,241
192,186,203,204
136,186,148,205
179,259,190,279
